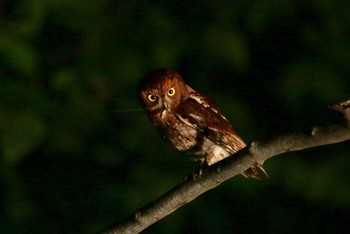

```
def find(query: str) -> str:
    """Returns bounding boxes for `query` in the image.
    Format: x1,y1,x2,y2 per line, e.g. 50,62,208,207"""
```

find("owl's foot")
181,162,208,182
181,175,190,182
192,168,203,180
182,168,202,182
182,159,211,182
193,160,211,180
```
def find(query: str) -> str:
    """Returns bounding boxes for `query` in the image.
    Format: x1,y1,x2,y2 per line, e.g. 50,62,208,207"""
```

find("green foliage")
0,0,349,233
1,110,46,165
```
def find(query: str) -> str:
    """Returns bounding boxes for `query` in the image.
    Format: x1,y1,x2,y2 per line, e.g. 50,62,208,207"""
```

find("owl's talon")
193,160,211,180
182,170,201,182
182,175,190,182
192,168,203,180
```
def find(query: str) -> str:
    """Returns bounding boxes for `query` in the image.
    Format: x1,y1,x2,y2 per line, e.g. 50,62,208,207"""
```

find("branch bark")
100,100,350,234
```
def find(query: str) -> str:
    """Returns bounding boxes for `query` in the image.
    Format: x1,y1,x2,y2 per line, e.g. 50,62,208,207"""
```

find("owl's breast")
159,110,199,152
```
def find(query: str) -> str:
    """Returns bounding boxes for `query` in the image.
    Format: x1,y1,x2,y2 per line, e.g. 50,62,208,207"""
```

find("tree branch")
100,100,350,234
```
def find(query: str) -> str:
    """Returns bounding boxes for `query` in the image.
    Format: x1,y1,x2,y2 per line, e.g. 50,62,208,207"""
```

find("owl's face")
137,70,192,114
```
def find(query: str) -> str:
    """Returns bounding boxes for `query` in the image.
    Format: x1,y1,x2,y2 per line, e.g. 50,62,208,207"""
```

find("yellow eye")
167,87,175,96
147,94,158,102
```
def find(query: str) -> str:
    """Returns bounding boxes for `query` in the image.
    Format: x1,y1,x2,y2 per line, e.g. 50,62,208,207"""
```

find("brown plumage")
137,69,267,179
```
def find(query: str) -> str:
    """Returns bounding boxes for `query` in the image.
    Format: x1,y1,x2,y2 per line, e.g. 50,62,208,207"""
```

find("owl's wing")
175,91,246,154
176,91,268,179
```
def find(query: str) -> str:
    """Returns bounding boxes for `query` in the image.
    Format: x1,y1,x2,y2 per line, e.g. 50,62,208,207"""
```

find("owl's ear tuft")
137,69,167,92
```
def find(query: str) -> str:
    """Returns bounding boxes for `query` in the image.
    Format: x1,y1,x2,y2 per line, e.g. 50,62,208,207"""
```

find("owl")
137,69,266,179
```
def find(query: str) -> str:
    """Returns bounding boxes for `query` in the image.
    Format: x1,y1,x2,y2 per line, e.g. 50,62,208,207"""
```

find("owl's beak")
164,101,169,110
163,95,173,111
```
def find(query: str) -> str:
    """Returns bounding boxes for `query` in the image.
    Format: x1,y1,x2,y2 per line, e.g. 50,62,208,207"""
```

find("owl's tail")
242,163,268,180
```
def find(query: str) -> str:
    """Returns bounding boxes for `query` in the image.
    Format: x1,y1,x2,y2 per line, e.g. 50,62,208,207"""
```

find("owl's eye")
147,94,158,102
167,87,176,96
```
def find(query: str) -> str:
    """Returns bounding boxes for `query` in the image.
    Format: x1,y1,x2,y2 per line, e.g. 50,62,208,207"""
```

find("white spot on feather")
175,113,197,129
211,145,230,164
201,137,231,166
190,94,211,108
188,113,202,121
189,92,223,116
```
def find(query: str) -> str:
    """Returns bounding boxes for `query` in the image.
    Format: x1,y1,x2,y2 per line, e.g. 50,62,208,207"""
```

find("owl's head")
137,69,192,113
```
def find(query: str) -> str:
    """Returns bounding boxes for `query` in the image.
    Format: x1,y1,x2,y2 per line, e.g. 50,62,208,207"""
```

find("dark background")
1,1,349,233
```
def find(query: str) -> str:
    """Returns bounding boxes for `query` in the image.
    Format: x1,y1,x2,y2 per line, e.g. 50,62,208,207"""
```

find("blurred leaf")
203,28,249,70
246,0,295,33
0,33,38,75
51,68,76,91
277,60,348,112
1,110,46,165
49,0,106,31
15,0,46,36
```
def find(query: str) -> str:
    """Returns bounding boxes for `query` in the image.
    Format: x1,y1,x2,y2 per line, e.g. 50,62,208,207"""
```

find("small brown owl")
137,69,266,179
